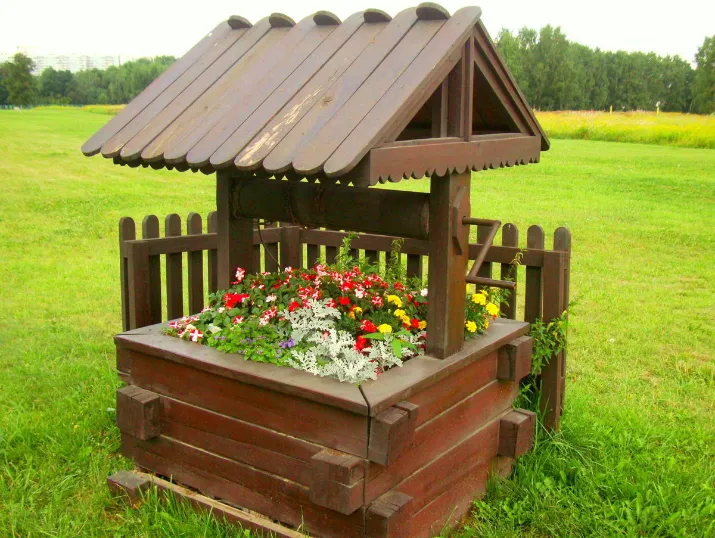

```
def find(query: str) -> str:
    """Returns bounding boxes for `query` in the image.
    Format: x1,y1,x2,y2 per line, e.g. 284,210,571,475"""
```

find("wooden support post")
126,240,151,330
119,217,136,331
540,250,567,430
279,225,302,270
426,171,470,359
216,171,255,290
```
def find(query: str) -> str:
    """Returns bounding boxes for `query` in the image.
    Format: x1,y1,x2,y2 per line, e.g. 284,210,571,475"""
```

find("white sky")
1,0,712,63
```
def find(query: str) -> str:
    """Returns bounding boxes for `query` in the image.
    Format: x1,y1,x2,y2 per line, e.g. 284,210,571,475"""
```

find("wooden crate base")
111,318,536,538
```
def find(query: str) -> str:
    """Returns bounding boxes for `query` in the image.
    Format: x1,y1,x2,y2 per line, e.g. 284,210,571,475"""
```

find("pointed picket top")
82,4,548,184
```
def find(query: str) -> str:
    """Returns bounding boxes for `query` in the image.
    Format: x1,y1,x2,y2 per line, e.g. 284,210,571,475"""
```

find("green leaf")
362,333,385,340
391,338,402,357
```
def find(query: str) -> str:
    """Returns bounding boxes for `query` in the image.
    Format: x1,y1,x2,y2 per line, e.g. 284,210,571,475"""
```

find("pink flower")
189,329,203,342
371,296,384,308
232,316,244,325
233,267,246,284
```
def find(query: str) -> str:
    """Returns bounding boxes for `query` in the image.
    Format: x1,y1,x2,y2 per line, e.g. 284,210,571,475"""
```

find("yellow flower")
377,324,393,334
465,320,477,333
400,315,410,325
393,309,406,318
348,311,355,319
486,303,499,317
386,295,403,308
418,320,427,330
471,293,487,305
484,319,490,330
353,306,363,315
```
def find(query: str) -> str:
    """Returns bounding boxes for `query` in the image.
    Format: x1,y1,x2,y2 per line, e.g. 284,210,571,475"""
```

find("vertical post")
216,171,255,290
553,227,571,419
426,171,470,359
500,223,518,319
540,250,567,430
119,217,136,331
280,225,303,269
207,211,218,294
142,215,162,325
127,240,151,330
165,214,184,320
187,212,205,314
524,225,544,323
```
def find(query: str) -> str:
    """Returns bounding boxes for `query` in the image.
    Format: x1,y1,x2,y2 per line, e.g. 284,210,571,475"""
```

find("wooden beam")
426,171,470,359
216,171,255,289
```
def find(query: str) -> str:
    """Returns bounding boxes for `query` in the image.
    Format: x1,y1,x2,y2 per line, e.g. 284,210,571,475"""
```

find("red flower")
338,296,351,306
287,301,302,312
411,318,420,330
361,319,377,333
355,336,370,352
224,293,249,309
326,299,337,308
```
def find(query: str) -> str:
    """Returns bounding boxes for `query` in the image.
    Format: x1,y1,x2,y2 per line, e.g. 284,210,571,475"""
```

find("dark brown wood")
164,214,184,319
540,250,567,430
368,403,418,466
554,227,571,418
426,171,470,359
127,350,369,455
498,409,536,458
231,177,430,240
116,385,163,440
280,225,303,269
119,217,136,331
476,222,494,279
141,215,162,325
366,491,413,538
367,134,541,183
262,223,280,273
309,449,365,514
406,254,423,280
500,223,518,318
186,213,204,314
217,171,255,289
207,211,218,293
497,336,533,381
524,225,545,323
107,470,151,506
126,240,151,330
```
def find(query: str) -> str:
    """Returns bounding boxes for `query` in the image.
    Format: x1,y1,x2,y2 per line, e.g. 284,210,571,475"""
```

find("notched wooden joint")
107,470,151,507
309,449,365,515
116,385,163,441
498,409,536,458
368,402,419,466
366,491,413,538
497,336,533,381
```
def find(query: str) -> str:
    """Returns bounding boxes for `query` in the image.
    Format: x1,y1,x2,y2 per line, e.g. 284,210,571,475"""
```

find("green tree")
39,67,74,104
3,52,36,106
0,63,9,106
692,35,715,114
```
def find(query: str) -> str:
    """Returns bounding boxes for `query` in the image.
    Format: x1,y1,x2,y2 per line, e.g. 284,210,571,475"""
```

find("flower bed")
166,260,504,384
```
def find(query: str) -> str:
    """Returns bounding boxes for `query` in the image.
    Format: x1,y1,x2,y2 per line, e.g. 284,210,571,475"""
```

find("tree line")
1,27,713,114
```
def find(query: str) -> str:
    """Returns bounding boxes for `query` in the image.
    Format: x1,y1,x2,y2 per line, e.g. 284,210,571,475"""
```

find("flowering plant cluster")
165,242,504,384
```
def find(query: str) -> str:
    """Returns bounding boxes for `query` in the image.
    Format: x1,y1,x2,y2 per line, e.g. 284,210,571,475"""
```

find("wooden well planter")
84,4,570,535
111,316,535,538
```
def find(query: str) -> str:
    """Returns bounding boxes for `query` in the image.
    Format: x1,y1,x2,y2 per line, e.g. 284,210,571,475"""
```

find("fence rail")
119,212,570,427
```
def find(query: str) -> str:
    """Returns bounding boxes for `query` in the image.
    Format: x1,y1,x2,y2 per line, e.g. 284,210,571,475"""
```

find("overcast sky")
1,0,712,63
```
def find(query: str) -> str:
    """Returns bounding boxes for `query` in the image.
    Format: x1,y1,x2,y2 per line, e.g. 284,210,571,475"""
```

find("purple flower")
279,339,296,349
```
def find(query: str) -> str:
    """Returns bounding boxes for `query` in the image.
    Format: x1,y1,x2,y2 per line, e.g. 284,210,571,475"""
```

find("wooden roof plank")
170,18,336,167
100,25,250,158
233,20,388,171
291,16,445,176
81,21,232,157
260,8,420,175
116,18,275,162
323,6,482,178
140,24,290,163
206,13,367,169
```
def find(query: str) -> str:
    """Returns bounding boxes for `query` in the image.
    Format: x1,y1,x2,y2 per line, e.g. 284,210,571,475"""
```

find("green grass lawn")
0,109,713,537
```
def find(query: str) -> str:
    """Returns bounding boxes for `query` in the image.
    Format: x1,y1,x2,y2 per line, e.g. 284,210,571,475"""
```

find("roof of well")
82,4,547,181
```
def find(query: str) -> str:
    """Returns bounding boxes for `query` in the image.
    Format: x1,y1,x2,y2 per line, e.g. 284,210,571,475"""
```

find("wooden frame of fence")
118,213,569,429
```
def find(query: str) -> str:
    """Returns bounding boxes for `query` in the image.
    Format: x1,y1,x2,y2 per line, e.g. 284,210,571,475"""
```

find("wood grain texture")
116,385,162,440
262,8,419,175
82,21,232,156
141,215,162,325
164,214,184,319
107,470,151,506
498,409,536,457
497,336,533,382
127,349,369,455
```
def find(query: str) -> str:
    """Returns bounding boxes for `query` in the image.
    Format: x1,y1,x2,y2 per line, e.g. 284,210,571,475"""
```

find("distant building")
0,49,124,74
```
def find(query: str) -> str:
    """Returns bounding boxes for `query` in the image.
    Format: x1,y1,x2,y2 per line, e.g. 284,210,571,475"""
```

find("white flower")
420,288,428,297
217,307,225,314
265,294,277,303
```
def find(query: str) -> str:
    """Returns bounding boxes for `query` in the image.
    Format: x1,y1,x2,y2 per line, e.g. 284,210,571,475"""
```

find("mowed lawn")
0,109,713,537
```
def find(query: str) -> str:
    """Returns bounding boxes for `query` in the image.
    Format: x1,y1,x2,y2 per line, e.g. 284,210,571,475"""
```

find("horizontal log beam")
120,228,281,257
230,177,430,240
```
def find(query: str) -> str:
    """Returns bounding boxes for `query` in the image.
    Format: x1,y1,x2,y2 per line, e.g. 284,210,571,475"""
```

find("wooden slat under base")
108,470,305,538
